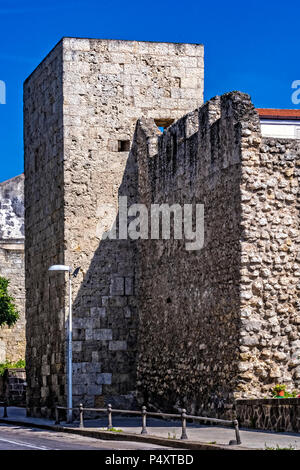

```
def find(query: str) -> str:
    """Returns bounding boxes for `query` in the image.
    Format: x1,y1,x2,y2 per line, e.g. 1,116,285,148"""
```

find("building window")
118,140,130,152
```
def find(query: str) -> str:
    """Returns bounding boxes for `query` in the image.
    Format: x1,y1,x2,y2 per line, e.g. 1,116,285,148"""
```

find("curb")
0,417,252,450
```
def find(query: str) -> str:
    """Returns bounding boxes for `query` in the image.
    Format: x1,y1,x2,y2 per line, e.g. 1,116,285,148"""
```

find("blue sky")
0,0,299,183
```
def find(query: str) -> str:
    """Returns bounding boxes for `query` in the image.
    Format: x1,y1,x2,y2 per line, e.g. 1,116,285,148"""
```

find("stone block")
96,373,112,385
73,341,82,352
125,277,134,295
109,341,127,351
90,307,106,317
93,329,113,341
73,384,86,395
110,277,125,296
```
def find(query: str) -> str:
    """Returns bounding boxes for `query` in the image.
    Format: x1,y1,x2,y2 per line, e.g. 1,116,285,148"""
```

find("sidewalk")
1,406,300,450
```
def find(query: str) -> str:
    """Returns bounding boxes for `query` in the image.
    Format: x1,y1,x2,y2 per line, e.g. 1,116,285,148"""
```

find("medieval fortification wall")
134,92,300,417
0,174,25,363
24,37,204,416
24,38,300,419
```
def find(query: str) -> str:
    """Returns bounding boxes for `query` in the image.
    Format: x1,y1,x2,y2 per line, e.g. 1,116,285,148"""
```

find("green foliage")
283,390,298,398
107,427,123,433
272,384,286,394
0,277,19,327
265,444,295,451
167,429,177,439
0,359,26,376
271,384,299,398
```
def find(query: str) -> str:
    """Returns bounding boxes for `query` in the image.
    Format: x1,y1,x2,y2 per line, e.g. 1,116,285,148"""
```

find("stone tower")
24,38,204,416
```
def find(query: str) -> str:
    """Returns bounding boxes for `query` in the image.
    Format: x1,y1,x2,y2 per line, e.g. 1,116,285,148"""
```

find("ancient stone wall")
0,368,26,406
134,92,300,418
235,398,300,432
24,37,300,420
237,136,300,398
24,37,204,416
0,174,25,363
135,92,257,416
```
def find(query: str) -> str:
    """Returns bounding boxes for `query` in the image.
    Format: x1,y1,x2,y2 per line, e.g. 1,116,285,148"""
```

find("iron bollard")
55,406,60,425
141,406,147,435
107,403,113,430
180,409,188,440
3,400,7,418
79,403,84,428
233,419,241,445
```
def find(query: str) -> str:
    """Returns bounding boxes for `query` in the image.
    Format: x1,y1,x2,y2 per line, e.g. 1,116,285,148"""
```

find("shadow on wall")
71,133,140,410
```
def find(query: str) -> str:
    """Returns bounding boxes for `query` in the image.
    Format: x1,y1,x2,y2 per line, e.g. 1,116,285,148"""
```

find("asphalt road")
0,423,172,450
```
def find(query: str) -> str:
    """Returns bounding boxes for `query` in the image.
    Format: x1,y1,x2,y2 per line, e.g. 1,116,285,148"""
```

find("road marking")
0,436,55,450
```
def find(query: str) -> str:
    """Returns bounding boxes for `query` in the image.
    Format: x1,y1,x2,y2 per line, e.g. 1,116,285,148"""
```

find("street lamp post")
48,264,80,423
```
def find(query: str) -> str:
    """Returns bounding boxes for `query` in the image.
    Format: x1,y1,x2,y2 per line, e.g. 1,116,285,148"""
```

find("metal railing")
55,404,241,445
0,401,8,418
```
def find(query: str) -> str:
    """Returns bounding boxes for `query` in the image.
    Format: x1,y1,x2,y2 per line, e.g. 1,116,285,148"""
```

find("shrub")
0,359,26,376
271,384,299,398
272,384,286,396
0,277,19,327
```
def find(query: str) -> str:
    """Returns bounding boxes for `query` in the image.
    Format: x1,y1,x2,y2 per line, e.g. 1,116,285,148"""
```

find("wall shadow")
70,131,140,411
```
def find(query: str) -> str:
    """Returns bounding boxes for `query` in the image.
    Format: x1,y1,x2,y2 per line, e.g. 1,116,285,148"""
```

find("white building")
258,109,300,139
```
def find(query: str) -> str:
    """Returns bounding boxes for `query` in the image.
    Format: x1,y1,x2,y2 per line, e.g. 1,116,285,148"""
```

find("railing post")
141,406,147,435
107,403,113,430
55,405,60,425
180,409,188,440
233,419,241,445
79,403,84,428
3,400,8,418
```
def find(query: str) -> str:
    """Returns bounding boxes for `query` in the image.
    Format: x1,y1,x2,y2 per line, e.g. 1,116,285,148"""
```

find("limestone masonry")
0,174,25,363
135,94,300,417
24,38,204,416
23,37,300,419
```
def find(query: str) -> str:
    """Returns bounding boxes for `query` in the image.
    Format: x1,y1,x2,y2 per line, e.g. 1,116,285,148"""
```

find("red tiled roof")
257,108,300,120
